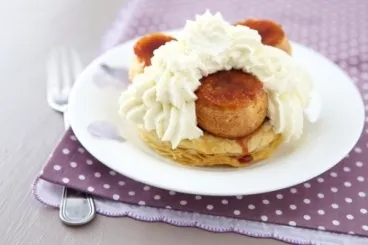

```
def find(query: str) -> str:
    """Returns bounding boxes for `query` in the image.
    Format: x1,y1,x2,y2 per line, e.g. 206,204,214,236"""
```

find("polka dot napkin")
37,0,368,240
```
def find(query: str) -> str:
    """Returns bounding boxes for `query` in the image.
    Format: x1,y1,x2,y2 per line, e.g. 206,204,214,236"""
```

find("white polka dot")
236,195,243,200
69,162,77,168
222,199,228,204
78,147,85,153
276,194,283,199
62,178,69,184
180,200,187,205
234,210,241,215
86,159,93,165
346,214,354,220
113,194,120,200
360,208,367,214
303,215,311,220
331,187,338,193
87,186,94,192
118,181,125,186
62,148,70,154
289,204,297,210
344,182,352,187
169,191,176,195
318,210,325,215
165,206,171,209
53,165,61,171
263,199,270,204
70,135,77,141
357,176,365,182
304,199,311,204
138,201,145,206
304,183,311,188
363,225,368,231
248,204,255,210
330,172,338,177
103,184,110,189
318,226,325,230
143,186,150,190
359,192,366,197
356,161,363,167
290,188,297,194
345,198,353,203
195,195,202,200
332,220,340,226
109,170,116,176
331,203,339,209
128,191,135,196
78,175,85,180
261,215,268,221
317,193,324,199
154,195,161,200
317,177,324,183
289,221,296,226
354,147,362,153
94,172,101,178
343,167,351,172
275,210,283,215
39,170,43,175
206,205,214,210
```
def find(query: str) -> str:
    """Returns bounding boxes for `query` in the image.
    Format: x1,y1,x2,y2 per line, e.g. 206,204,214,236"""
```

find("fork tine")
60,48,73,95
46,48,61,95
70,49,84,83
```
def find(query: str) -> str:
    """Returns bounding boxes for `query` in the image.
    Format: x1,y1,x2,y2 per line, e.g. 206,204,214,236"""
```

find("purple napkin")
35,0,368,243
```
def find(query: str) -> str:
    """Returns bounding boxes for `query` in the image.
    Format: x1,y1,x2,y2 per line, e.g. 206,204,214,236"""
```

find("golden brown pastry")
139,120,282,167
195,70,268,138
235,19,292,55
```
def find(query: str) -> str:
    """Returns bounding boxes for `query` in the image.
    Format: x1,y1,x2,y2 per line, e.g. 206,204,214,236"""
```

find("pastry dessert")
119,11,318,167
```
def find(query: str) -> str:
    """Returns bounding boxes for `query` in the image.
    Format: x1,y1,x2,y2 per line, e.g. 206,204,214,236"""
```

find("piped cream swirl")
119,10,319,148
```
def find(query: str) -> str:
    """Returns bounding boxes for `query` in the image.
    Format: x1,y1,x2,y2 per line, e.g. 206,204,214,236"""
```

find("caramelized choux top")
133,33,176,66
195,70,268,138
195,70,265,109
235,19,285,47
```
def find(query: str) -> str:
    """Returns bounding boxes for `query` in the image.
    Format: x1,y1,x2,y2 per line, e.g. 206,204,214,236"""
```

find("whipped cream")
119,10,319,148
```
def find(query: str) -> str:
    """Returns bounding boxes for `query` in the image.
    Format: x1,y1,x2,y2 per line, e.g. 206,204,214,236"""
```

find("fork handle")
60,111,96,226
59,187,96,226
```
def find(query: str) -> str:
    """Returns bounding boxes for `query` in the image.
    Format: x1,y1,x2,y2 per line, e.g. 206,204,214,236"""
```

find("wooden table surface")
0,1,285,244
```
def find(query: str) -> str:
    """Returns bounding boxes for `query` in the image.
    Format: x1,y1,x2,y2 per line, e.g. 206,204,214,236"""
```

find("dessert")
119,11,318,167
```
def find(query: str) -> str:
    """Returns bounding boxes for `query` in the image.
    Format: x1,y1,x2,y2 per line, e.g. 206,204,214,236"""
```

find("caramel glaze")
235,19,285,47
195,70,266,109
133,33,176,66
235,117,270,161
238,155,253,164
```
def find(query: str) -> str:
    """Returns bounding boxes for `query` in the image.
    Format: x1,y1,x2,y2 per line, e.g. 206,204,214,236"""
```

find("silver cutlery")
46,47,96,226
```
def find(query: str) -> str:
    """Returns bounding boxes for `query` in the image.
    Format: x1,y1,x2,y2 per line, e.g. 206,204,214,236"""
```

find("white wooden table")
0,1,285,244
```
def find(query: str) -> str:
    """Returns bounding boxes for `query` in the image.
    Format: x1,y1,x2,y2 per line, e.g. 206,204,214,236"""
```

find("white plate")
68,29,365,196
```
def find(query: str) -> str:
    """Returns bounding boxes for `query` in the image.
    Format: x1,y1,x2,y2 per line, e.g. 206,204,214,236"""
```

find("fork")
46,48,96,226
